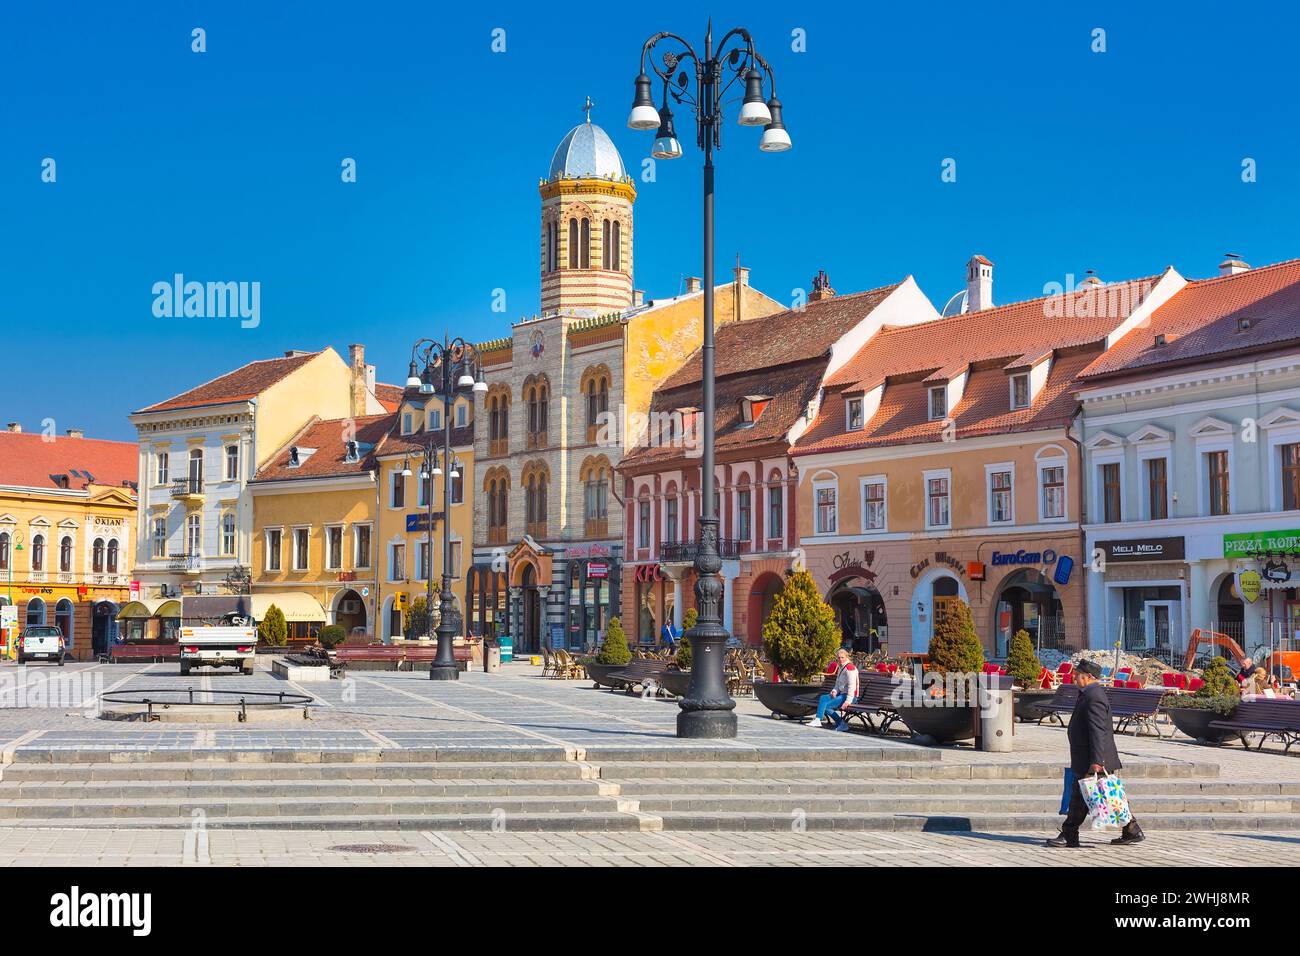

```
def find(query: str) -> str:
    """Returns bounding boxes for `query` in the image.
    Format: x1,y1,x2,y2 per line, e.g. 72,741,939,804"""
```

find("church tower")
539,100,635,317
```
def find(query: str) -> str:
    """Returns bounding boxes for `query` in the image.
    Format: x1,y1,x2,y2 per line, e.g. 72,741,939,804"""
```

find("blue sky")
3,0,1297,440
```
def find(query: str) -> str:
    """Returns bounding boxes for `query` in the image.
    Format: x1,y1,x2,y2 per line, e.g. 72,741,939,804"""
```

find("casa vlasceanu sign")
1223,529,1300,558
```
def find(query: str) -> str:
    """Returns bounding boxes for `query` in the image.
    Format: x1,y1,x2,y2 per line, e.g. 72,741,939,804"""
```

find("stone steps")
0,745,1282,833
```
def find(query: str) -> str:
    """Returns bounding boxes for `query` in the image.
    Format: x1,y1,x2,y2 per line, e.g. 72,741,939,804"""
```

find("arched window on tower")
602,219,611,269
549,222,558,272
612,220,621,271
568,218,578,269
580,218,590,269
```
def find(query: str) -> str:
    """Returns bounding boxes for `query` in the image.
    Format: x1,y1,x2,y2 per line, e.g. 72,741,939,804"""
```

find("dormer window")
288,447,300,467
928,387,947,421
1236,316,1253,332
401,412,413,435
343,440,360,462
845,396,864,431
740,395,771,425
1010,373,1030,410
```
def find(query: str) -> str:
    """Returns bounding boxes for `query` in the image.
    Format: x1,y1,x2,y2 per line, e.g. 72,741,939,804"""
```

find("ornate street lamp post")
626,22,790,738
404,337,487,681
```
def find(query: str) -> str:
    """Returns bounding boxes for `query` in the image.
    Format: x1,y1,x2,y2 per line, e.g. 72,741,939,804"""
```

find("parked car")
18,625,65,665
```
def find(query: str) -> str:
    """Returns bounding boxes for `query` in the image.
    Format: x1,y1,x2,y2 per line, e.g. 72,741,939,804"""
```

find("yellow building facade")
0,430,139,661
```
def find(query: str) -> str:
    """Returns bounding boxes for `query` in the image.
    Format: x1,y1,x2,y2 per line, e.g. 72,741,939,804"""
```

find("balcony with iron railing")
170,476,204,501
659,537,741,563
167,552,202,574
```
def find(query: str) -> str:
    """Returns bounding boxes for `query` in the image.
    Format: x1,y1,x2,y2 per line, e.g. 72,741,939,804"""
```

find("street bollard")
978,673,1013,752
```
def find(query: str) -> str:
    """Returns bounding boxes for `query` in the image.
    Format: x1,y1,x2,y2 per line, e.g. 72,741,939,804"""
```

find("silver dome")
548,121,627,181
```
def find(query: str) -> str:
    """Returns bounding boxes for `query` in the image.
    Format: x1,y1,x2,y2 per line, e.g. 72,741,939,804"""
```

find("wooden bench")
607,659,671,695
787,674,840,710
109,643,180,663
1109,687,1169,737
1209,699,1300,752
334,644,472,672
1036,684,1167,736
841,674,908,735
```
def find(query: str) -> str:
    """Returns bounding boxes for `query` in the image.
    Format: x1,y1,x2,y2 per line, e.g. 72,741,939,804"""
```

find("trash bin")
977,673,1013,752
484,640,501,673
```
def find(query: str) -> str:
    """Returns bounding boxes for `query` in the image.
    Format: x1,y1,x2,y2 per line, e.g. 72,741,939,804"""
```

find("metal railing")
171,476,203,498
660,538,741,563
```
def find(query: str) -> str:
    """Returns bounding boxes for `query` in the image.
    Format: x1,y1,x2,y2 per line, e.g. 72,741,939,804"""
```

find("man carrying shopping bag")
1046,659,1145,848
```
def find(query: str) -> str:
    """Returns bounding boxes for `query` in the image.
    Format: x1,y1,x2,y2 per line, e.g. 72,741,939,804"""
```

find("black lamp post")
404,336,487,681
627,22,790,739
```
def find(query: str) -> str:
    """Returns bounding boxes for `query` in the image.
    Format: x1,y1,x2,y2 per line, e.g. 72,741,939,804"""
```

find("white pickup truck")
179,596,257,676
18,625,65,665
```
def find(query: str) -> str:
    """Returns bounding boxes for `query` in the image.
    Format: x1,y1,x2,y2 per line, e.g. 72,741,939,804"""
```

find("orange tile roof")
658,283,903,389
1079,258,1300,382
253,414,395,482
795,272,1167,457
374,383,405,412
136,351,324,413
0,432,138,492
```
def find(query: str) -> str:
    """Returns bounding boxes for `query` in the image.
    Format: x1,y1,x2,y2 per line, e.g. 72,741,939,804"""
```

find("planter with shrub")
1165,657,1240,743
894,599,983,742
585,617,631,687
754,571,838,718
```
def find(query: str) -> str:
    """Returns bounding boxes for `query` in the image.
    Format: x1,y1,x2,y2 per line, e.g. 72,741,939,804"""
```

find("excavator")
1184,627,1300,680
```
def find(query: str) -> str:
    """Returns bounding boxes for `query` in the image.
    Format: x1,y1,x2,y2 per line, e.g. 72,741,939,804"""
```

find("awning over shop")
251,593,327,623
156,600,182,618
116,599,165,620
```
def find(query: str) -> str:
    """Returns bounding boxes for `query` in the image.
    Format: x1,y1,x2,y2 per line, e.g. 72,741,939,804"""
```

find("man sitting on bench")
808,648,858,731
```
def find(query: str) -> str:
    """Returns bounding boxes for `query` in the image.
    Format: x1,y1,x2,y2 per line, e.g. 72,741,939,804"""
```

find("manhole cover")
328,843,417,854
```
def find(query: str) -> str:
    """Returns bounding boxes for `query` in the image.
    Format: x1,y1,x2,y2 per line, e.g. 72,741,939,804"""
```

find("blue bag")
1059,768,1076,815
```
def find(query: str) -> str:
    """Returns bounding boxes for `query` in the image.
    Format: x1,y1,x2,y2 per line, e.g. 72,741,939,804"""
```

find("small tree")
404,596,431,639
1004,628,1042,687
1196,656,1241,700
258,604,288,647
675,607,698,669
596,616,631,665
318,624,346,649
927,599,984,676
760,570,838,683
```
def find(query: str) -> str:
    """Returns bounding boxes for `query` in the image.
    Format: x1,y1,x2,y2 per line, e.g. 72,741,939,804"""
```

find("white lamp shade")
738,100,772,127
432,465,443,477
628,104,661,130
405,375,421,389
400,467,412,477
418,383,434,394
456,373,475,389
449,470,460,480
652,136,683,160
760,126,792,152
472,380,488,393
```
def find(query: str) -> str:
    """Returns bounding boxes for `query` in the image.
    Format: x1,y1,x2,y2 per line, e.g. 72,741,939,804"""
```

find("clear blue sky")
3,0,1296,440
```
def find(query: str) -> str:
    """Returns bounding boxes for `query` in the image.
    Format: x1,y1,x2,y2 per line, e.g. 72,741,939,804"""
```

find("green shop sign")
1223,529,1300,557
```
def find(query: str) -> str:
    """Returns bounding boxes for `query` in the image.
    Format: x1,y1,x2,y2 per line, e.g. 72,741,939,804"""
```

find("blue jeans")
816,692,847,725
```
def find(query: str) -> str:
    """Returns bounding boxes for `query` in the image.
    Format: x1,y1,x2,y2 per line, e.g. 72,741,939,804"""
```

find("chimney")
632,289,645,308
65,428,84,439
1219,253,1250,277
733,263,750,324
685,276,702,293
809,269,836,302
6,422,20,433
966,255,993,311
348,344,367,418
1079,270,1103,289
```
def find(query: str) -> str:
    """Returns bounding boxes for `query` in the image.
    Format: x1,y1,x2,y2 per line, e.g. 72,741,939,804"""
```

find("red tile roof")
136,351,324,413
252,414,395,482
374,383,405,412
658,283,904,389
374,423,476,458
795,273,1167,457
0,432,138,492
1078,258,1300,382
824,273,1166,392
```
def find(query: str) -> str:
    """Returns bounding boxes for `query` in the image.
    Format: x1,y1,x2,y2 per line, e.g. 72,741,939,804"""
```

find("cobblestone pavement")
0,826,1292,866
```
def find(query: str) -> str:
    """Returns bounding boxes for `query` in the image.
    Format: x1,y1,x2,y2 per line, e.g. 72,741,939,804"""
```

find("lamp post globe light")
404,336,487,681
626,22,790,739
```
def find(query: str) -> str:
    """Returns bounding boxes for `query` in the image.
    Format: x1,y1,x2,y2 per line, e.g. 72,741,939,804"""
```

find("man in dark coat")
1046,659,1145,847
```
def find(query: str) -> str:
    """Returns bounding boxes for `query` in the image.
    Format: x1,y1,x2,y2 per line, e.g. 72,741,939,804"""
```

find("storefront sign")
1053,555,1075,586
910,552,965,579
405,512,444,533
129,580,141,601
1261,559,1292,584
633,564,663,583
990,548,1058,567
1237,568,1262,604
967,561,986,581
1097,537,1185,563
586,561,609,579
1224,529,1300,557
568,545,610,559
0,606,16,628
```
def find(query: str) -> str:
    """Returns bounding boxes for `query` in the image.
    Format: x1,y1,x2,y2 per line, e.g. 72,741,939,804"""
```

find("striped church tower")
539,99,635,317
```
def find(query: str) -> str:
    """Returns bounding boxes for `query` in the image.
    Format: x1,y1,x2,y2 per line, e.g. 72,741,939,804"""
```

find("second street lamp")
626,22,790,739
405,336,487,681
